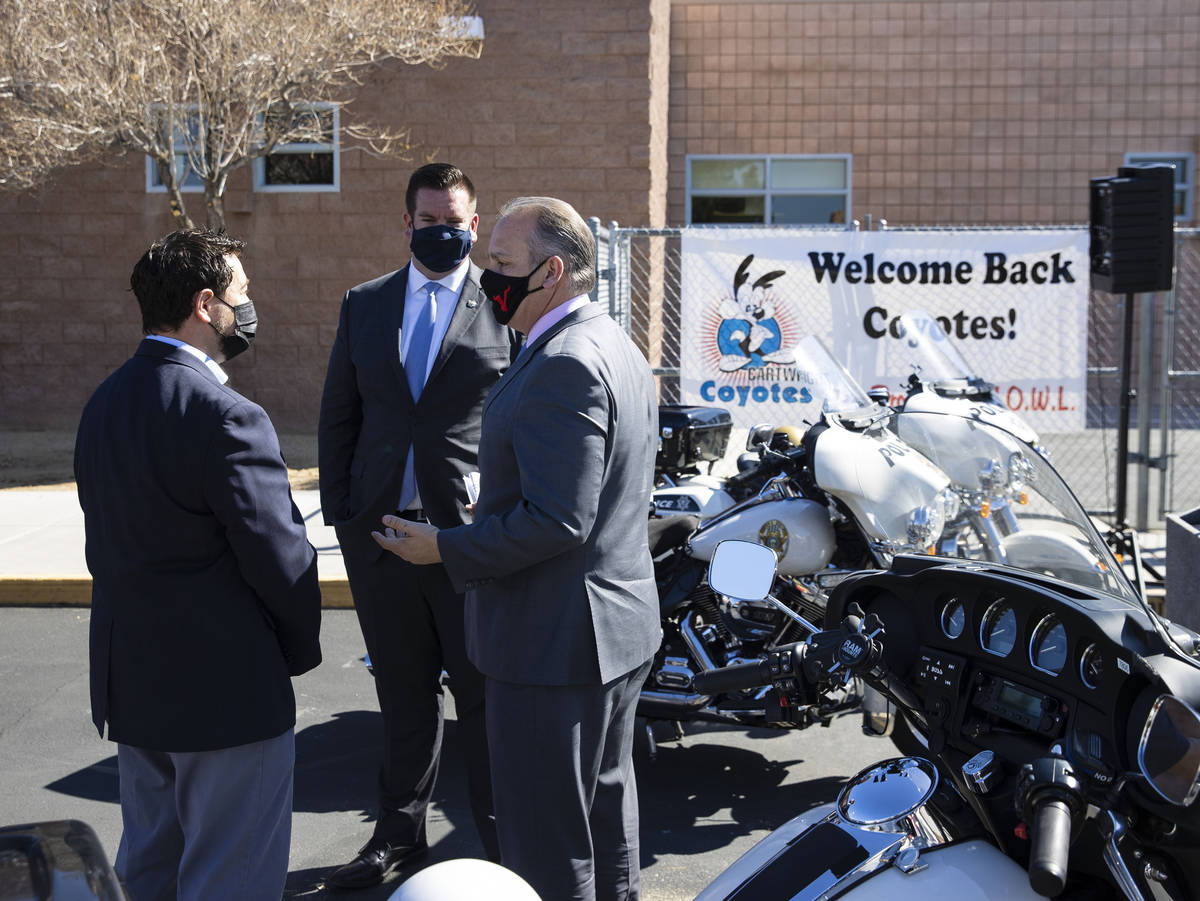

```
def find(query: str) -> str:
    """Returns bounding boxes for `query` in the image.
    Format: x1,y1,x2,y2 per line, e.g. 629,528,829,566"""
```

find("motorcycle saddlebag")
656,404,733,472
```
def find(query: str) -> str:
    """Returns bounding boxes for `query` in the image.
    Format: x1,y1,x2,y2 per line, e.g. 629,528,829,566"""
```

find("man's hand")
371,515,442,564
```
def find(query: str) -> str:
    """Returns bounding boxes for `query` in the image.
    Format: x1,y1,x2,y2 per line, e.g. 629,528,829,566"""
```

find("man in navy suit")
374,196,660,901
74,228,322,901
319,163,519,887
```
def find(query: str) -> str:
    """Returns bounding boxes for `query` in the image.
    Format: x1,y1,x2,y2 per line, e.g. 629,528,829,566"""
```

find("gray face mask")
210,297,258,360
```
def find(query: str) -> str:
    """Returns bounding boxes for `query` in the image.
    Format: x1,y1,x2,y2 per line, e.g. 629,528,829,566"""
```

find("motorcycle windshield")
793,335,879,418
893,410,1141,606
893,310,982,389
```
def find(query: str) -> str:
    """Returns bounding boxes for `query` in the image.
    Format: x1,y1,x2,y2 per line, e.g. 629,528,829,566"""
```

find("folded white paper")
464,471,481,505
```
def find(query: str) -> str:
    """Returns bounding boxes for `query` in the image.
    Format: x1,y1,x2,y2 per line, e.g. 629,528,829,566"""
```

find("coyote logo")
716,255,797,372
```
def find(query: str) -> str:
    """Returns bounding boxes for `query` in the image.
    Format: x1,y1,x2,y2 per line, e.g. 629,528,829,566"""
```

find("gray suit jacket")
318,261,521,559
438,304,661,686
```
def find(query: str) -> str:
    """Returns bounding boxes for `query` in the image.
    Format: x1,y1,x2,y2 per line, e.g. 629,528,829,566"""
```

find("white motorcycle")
693,539,1200,900
640,337,1135,736
884,308,1044,452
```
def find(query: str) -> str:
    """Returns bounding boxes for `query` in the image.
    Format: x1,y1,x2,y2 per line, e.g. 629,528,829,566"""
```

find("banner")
679,227,1090,431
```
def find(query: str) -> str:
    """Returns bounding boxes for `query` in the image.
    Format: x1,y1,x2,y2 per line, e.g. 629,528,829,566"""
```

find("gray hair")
498,196,596,296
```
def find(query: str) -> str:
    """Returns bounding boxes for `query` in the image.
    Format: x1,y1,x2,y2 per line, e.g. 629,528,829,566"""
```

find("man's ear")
193,288,216,324
545,255,565,287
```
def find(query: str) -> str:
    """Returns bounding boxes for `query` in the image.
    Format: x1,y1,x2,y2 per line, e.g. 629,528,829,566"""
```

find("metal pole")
1157,235,1180,520
587,216,601,305
1136,292,1155,530
1114,292,1135,531
609,220,625,330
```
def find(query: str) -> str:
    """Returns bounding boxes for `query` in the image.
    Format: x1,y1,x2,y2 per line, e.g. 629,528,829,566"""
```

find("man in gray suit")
373,196,660,901
319,164,519,887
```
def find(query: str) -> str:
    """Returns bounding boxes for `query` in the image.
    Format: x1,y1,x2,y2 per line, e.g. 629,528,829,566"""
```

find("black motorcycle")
691,539,1200,900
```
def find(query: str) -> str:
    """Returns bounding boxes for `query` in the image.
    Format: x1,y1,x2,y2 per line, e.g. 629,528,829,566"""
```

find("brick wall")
669,0,1200,226
0,0,666,432
4,0,1197,433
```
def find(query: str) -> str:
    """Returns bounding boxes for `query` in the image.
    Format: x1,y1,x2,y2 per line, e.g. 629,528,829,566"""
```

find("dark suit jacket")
318,262,520,560
438,304,662,686
74,339,322,752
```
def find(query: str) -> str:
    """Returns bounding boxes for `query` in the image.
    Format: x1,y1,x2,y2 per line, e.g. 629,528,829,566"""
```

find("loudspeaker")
1089,165,1175,294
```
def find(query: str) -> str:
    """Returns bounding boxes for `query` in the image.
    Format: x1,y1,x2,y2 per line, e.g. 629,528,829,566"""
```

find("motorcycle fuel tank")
811,421,950,548
902,389,1040,447
696,756,1041,901
696,830,1041,901
686,496,835,577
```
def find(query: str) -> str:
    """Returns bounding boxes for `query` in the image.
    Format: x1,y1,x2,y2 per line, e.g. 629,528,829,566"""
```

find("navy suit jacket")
75,339,322,752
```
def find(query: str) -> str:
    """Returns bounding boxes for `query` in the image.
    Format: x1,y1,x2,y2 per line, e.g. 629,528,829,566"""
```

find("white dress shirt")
399,259,470,385
397,259,471,511
146,334,229,384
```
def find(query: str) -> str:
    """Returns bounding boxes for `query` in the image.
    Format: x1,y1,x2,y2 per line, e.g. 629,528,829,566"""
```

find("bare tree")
0,0,482,229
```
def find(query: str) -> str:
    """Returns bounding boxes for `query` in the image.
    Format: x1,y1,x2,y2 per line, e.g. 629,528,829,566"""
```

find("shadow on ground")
43,712,829,899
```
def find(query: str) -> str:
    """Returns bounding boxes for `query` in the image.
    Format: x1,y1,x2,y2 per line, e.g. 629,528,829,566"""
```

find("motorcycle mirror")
745,423,775,451
1138,694,1200,806
865,386,892,407
709,539,777,601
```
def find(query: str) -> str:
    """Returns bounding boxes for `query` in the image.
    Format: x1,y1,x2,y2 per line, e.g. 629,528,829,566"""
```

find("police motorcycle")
640,336,1140,747
881,308,1162,603
880,308,1044,452
692,539,1200,901
640,336,959,736
874,311,1150,600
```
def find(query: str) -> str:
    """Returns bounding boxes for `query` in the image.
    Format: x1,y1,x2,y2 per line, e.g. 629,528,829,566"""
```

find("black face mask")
410,225,473,273
209,297,258,360
480,258,550,326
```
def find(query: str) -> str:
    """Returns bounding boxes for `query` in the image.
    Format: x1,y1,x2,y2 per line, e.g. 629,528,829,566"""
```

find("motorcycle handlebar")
689,614,884,706
1028,796,1073,897
1017,757,1082,899
691,658,773,694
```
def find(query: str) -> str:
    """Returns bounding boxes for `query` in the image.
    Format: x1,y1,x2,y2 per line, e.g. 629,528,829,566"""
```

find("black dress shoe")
327,841,429,889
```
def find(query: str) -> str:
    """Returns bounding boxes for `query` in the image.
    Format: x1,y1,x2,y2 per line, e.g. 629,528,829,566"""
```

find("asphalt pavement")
0,605,894,901
0,467,1170,898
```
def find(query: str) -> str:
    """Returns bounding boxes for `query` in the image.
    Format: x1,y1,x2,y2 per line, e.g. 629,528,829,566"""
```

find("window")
145,109,204,193
146,103,339,193
254,103,339,193
1125,152,1195,221
686,154,852,225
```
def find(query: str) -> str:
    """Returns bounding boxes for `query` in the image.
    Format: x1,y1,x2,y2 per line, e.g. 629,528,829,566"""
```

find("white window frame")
144,107,204,193
1124,151,1195,221
253,102,340,193
685,153,853,226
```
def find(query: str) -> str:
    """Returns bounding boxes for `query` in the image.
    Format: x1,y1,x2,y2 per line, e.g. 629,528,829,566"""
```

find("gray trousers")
114,729,294,901
486,658,652,901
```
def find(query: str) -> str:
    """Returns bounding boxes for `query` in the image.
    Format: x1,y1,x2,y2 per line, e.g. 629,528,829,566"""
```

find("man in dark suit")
373,196,661,901
74,228,322,901
319,163,518,887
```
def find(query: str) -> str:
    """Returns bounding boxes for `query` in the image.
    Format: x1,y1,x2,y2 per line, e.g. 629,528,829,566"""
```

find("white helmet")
388,859,541,900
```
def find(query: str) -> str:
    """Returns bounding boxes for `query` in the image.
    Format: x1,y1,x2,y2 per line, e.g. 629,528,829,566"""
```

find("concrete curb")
0,577,356,609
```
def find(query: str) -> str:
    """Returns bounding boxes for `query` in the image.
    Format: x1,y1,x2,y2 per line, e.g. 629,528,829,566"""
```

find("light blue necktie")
398,283,438,510
405,283,438,401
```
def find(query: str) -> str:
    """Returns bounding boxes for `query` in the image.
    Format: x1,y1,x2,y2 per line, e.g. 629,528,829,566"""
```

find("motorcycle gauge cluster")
1029,614,1068,675
935,593,1106,692
940,597,966,639
980,598,1018,657
1080,643,1104,689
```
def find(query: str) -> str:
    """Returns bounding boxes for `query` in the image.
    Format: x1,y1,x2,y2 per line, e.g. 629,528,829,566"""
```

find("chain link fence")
590,222,1200,528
